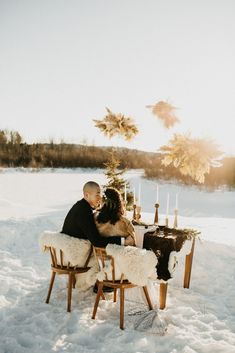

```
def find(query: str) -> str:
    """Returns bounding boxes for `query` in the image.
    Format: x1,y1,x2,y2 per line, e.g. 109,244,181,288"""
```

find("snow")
1,168,235,353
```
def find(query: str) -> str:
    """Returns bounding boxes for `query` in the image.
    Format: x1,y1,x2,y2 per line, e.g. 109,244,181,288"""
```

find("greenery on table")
158,226,201,240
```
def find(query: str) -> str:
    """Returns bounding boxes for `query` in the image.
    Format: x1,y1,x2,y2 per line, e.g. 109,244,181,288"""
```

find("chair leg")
142,286,153,310
120,287,125,330
159,282,168,310
67,273,73,312
92,282,104,319
46,271,56,304
113,288,117,302
95,280,105,300
72,274,76,289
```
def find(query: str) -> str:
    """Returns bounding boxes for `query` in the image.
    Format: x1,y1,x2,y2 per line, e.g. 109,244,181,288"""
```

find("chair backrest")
45,245,93,269
93,247,124,283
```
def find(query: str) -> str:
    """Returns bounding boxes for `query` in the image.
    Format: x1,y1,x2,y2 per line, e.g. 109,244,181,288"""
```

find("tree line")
0,129,234,188
0,129,157,169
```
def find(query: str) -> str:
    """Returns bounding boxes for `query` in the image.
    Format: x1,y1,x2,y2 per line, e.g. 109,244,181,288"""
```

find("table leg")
183,237,196,288
159,282,168,310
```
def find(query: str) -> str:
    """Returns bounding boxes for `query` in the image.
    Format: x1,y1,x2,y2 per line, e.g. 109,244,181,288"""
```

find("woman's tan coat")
95,214,136,244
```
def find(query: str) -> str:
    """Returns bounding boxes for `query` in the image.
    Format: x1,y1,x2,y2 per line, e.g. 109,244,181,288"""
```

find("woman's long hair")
96,187,123,225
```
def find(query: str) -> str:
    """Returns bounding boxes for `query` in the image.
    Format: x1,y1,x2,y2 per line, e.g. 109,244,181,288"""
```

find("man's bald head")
83,181,101,208
83,181,100,194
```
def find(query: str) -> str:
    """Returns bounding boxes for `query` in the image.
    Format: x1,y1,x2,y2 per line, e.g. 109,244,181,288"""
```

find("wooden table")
134,225,197,309
183,236,196,289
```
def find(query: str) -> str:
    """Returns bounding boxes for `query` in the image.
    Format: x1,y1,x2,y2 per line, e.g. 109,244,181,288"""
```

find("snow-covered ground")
0,168,235,353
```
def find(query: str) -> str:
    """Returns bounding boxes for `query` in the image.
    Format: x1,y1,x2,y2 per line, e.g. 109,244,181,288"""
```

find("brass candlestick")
133,204,137,221
154,203,159,225
165,217,169,227
173,209,178,228
133,204,141,222
136,205,141,221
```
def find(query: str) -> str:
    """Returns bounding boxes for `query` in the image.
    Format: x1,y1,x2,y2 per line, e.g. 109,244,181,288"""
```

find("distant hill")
0,140,157,169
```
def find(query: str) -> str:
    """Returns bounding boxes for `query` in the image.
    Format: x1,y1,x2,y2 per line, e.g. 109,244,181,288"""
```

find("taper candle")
166,193,170,216
138,182,141,206
175,193,178,209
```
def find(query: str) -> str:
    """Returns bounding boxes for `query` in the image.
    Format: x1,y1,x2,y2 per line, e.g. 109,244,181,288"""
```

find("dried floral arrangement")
93,107,138,141
146,101,180,128
160,133,222,183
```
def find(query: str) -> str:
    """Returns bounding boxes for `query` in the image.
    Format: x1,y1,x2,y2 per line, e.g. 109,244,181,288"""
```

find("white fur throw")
39,231,95,267
98,244,158,286
39,231,98,290
168,251,178,275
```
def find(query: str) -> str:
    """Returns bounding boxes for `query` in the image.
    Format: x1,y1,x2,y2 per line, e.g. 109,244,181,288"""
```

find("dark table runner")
143,231,187,281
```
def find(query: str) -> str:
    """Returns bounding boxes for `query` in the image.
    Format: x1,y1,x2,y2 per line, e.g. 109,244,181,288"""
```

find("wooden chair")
91,247,154,330
45,245,93,312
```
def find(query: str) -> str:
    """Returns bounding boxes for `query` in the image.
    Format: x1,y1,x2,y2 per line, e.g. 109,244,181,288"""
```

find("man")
61,181,135,247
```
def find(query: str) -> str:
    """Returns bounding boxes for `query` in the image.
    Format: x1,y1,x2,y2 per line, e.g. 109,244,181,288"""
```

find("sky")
0,0,235,155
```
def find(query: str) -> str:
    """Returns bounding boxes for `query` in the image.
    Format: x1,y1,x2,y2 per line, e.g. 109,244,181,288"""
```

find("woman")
94,188,158,308
95,187,136,246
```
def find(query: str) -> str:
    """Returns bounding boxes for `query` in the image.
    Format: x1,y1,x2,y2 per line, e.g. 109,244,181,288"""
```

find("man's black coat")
61,198,121,247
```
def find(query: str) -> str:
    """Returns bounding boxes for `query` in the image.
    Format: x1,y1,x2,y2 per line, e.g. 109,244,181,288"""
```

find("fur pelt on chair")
96,244,158,286
39,231,95,266
39,231,98,290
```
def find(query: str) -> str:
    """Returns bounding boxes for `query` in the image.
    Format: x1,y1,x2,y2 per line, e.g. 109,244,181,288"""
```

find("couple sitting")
61,181,136,249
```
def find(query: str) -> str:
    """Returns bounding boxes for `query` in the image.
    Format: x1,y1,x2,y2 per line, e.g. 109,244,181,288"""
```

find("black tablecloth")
143,231,187,281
